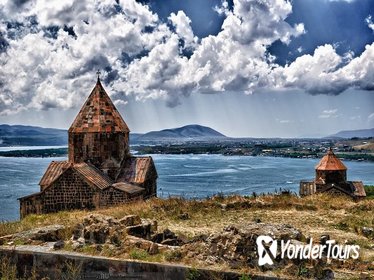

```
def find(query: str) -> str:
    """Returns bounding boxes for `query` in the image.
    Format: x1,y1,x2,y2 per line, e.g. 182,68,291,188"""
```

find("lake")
1,153,373,221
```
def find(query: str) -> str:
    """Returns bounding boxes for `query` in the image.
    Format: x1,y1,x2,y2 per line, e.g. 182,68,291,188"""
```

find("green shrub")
335,221,349,231
0,256,17,280
186,268,200,280
364,185,374,198
239,274,252,280
164,250,182,262
129,249,149,260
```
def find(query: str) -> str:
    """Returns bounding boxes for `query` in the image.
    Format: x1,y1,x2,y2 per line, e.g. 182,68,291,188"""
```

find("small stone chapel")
299,148,366,199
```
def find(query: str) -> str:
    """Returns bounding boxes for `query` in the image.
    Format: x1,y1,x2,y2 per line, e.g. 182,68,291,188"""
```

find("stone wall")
20,169,148,218
20,169,98,218
0,246,268,280
43,169,98,212
299,181,316,196
140,179,153,198
19,194,43,218
99,187,131,206
69,132,129,179
142,166,158,198
315,170,347,184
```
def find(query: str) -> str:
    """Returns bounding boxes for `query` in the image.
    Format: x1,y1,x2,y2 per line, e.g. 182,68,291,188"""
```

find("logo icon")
256,235,277,266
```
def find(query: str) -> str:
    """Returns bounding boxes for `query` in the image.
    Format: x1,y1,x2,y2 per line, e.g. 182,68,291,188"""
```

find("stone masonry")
19,77,157,218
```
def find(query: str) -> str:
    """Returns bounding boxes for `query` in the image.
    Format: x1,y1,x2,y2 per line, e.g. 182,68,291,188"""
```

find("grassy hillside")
0,193,373,279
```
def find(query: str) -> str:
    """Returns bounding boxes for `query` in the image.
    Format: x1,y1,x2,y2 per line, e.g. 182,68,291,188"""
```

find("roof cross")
96,69,101,81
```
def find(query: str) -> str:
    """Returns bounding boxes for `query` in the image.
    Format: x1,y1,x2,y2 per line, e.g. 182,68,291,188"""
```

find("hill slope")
0,124,226,145
136,124,226,141
328,128,374,138
0,193,372,279
0,124,67,146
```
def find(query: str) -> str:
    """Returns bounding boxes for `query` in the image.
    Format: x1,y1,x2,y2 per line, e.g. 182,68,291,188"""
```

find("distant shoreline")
0,147,68,158
0,146,373,162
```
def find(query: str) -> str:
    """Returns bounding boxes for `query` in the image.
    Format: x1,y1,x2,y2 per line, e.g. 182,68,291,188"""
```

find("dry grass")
0,193,373,278
1,193,373,240
353,141,374,151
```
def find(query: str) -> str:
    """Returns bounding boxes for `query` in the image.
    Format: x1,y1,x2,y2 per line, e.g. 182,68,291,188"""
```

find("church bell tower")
68,73,130,179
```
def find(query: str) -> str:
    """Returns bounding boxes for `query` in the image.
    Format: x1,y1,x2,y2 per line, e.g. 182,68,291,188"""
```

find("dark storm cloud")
63,25,77,38
66,55,111,79
0,33,9,53
13,0,30,6
43,25,60,39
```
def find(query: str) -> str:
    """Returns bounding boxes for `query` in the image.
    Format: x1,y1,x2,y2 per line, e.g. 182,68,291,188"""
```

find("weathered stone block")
16,225,65,242
126,223,152,239
119,215,141,227
53,240,65,250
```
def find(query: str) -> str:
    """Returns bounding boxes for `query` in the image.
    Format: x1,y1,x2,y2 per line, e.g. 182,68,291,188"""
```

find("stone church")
299,148,366,199
19,77,157,218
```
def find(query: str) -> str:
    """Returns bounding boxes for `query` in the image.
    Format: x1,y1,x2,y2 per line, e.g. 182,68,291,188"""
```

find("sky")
0,0,373,138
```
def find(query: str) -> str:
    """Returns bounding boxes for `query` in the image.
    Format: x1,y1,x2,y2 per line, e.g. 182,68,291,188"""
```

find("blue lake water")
1,153,373,221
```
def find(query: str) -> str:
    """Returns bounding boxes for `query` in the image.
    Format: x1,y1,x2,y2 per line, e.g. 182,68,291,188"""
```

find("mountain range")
0,124,225,146
0,124,67,146
328,128,374,139
0,124,373,146
133,124,226,141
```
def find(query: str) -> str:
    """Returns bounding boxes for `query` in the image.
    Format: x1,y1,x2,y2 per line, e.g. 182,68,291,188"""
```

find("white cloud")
365,15,374,33
0,0,372,114
273,45,343,94
368,112,374,121
318,109,339,119
323,109,338,114
169,11,197,47
112,0,306,107
273,43,374,94
0,0,164,113
113,99,128,106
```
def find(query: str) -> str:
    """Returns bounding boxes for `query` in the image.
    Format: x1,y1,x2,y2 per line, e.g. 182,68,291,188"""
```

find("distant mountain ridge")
2,124,372,146
0,124,67,146
328,128,374,139
135,125,226,141
0,124,226,146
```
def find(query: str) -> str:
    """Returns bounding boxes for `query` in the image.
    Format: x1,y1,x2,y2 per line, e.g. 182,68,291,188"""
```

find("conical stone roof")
69,79,129,133
315,148,347,171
